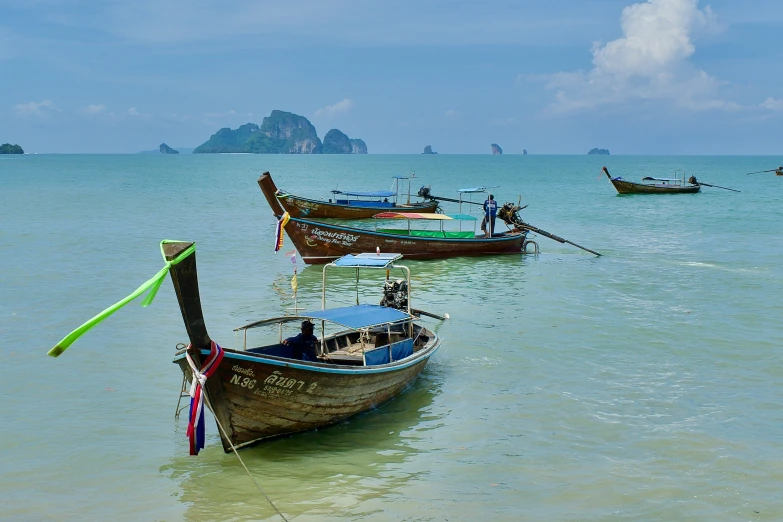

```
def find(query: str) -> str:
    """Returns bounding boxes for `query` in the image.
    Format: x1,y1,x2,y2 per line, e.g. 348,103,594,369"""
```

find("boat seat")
247,344,294,358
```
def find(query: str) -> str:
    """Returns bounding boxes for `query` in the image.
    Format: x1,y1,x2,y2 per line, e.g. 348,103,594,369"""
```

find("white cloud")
445,109,458,117
14,99,60,117
127,107,152,120
543,0,732,114
84,104,107,115
761,97,783,111
314,98,355,118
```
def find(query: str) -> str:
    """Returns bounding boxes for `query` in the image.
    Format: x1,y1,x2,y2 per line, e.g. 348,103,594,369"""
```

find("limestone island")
193,110,367,154
323,129,367,154
491,143,503,155
422,145,438,155
588,148,610,155
522,149,528,155
159,143,179,154
0,143,24,154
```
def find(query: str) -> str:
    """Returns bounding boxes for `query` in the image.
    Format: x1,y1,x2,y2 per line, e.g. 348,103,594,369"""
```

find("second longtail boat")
265,171,438,218
260,173,530,264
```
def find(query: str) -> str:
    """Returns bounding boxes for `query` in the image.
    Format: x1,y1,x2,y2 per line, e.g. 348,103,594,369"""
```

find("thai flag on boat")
186,341,224,455
274,212,290,252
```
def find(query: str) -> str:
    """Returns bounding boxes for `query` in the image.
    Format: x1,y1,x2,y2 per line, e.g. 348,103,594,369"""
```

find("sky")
1,0,782,154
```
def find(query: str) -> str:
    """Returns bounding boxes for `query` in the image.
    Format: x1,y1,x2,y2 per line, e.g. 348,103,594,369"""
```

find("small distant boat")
260,172,438,219
603,166,700,194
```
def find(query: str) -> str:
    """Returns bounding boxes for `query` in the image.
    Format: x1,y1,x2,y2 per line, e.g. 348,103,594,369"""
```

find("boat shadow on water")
163,374,444,519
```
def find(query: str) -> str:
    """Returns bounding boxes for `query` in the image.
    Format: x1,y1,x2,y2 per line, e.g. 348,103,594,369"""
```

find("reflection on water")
165,374,443,520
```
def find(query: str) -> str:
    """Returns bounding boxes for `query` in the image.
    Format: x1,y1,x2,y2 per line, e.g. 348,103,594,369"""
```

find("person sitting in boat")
283,320,319,361
482,195,498,238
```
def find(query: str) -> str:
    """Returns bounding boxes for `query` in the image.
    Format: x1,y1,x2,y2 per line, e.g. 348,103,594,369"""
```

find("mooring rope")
209,398,290,522
184,354,289,521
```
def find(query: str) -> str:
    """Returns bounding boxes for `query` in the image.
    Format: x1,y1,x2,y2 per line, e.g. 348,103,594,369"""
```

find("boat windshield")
331,189,396,198
372,212,479,236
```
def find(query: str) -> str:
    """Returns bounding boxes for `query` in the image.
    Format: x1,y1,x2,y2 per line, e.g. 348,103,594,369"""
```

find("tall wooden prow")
258,172,285,216
163,241,212,352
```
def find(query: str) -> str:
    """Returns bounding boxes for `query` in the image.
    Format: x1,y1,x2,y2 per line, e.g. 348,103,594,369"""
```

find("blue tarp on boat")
332,253,403,268
331,189,396,198
308,304,411,329
363,339,414,366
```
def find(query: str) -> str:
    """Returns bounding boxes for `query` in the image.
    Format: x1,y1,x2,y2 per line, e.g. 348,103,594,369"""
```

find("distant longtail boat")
602,166,701,194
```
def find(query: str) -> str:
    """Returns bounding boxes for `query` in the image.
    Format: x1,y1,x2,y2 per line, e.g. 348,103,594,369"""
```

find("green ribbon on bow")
48,240,196,358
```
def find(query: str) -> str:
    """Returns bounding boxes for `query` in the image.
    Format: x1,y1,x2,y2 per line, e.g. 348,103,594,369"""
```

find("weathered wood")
163,241,211,351
603,167,700,194
258,172,438,219
175,329,439,451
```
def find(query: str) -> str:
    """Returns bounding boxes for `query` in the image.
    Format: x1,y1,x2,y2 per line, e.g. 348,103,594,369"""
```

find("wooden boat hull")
609,178,701,194
174,333,439,451
260,171,438,218
776,169,783,176
283,216,527,264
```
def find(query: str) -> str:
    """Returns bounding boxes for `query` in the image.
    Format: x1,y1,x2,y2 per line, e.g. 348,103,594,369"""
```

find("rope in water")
185,354,289,522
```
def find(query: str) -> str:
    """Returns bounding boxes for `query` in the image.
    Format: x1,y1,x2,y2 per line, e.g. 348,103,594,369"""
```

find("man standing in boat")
483,194,498,238
283,320,319,361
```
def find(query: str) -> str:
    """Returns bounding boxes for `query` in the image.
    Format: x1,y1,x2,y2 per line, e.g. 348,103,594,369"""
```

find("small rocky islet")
0,143,24,154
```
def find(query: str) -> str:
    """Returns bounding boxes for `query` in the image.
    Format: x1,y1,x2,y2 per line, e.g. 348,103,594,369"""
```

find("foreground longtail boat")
264,171,438,218
49,242,441,454
260,173,529,264
603,166,701,194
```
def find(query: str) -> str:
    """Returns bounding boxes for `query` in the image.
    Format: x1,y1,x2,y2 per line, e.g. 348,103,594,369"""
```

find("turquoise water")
2,154,782,520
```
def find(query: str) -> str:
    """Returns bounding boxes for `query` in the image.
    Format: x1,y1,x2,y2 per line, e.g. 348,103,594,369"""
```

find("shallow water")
2,154,782,520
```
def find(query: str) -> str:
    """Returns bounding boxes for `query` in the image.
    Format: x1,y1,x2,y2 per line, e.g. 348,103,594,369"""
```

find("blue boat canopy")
331,189,396,198
332,253,403,268
308,304,411,329
447,213,478,221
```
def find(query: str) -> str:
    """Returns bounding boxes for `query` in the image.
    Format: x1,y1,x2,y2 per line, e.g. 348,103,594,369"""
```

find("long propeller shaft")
519,223,601,256
697,182,740,193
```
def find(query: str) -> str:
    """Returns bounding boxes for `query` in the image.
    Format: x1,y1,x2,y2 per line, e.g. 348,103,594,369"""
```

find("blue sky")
2,0,782,154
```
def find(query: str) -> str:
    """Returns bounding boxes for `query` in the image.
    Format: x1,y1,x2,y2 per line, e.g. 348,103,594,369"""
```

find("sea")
1,154,781,521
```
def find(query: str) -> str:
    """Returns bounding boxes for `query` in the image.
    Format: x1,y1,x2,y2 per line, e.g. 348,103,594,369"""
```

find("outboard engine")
498,202,528,229
380,279,409,310
417,186,432,199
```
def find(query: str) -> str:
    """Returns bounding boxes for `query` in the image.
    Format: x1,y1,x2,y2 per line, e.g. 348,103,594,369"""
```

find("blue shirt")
285,332,319,361
484,199,497,217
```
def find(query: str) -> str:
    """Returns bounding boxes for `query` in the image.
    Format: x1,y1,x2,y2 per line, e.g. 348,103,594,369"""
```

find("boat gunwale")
278,192,437,210
173,333,441,375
